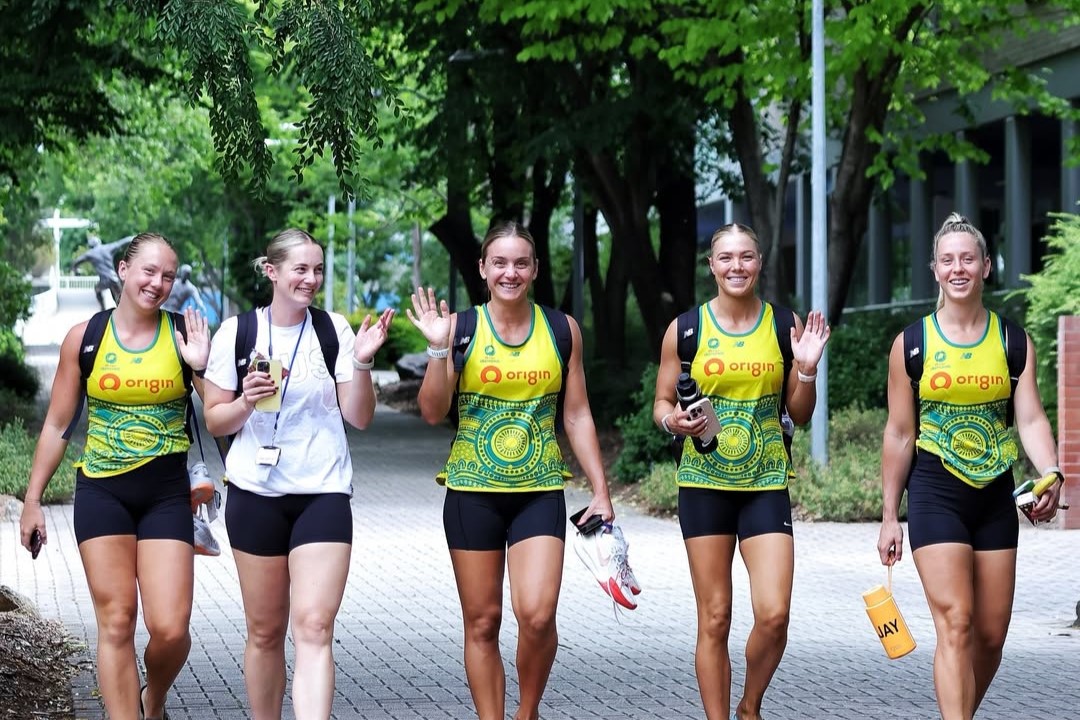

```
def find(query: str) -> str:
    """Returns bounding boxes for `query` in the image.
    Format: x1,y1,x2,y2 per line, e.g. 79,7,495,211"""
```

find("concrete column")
954,130,979,222
1058,315,1080,529
1063,110,1080,213
796,174,812,307
867,196,892,304
909,158,934,301
1004,115,1032,288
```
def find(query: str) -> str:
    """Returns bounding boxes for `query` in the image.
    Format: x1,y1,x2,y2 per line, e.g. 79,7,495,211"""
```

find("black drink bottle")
676,372,718,454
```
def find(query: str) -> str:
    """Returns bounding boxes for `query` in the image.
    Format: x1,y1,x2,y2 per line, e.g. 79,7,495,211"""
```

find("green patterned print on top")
915,311,1018,488
440,304,571,491
80,312,190,477
677,302,791,491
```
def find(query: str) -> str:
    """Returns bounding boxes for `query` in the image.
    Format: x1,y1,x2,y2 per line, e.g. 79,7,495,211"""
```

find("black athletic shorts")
73,453,193,545
444,488,566,551
907,451,1018,552
678,485,794,541
225,484,353,557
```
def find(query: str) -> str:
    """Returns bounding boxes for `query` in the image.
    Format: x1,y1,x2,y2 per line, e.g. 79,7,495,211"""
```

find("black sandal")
139,683,169,720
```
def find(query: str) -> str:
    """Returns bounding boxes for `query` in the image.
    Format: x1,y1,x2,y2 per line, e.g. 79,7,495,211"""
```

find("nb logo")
681,327,696,340
908,347,920,359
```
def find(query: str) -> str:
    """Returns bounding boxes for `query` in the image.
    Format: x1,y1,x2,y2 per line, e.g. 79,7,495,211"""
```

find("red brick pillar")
1059,316,1080,529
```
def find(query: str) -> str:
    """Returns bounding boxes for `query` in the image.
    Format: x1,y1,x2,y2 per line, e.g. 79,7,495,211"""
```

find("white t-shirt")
205,307,356,497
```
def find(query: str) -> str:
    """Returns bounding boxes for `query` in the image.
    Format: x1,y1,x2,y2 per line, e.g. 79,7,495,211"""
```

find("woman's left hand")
177,307,211,373
579,493,615,525
791,310,831,373
1031,473,1065,523
354,308,395,364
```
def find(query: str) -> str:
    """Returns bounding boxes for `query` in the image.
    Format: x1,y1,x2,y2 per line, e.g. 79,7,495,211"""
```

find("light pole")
810,0,829,463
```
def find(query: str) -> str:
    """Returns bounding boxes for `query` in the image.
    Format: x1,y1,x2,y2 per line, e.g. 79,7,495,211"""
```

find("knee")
516,606,556,640
146,617,191,649
290,608,337,647
698,602,733,642
754,604,790,639
937,607,974,650
247,616,289,652
973,625,1007,657
97,603,138,647
464,608,503,645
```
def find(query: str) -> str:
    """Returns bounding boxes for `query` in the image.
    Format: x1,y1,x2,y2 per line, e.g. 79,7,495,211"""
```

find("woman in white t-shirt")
202,228,393,720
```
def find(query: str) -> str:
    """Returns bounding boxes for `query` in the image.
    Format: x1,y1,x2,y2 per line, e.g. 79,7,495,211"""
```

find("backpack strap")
771,304,795,411
452,306,479,374
309,307,341,384
675,307,699,374
166,310,197,442
62,309,114,440
539,305,573,433
902,318,925,441
999,314,1028,428
232,309,259,394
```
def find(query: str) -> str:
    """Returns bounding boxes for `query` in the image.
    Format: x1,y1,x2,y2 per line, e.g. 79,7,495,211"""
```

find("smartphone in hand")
685,397,722,446
570,507,605,536
253,359,284,412
29,528,42,560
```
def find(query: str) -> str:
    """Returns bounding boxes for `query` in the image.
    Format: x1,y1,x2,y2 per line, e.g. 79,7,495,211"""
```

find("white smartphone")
685,397,722,446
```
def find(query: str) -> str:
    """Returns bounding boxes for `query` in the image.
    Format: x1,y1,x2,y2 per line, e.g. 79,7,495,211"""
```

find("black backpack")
672,303,796,463
902,313,1027,434
451,304,573,432
63,309,195,440
214,307,341,460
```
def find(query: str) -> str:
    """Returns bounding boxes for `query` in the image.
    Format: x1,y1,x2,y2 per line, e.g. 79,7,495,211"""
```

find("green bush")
638,461,678,513
828,308,917,412
0,387,40,429
789,406,888,521
1012,212,1080,424
0,352,40,400
345,307,427,368
0,420,77,503
611,364,673,484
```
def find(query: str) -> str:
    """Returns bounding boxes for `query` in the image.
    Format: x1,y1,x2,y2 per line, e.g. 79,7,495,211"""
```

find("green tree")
1,0,396,197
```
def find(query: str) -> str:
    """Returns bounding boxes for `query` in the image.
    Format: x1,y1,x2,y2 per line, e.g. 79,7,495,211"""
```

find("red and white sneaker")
573,523,640,610
188,461,215,511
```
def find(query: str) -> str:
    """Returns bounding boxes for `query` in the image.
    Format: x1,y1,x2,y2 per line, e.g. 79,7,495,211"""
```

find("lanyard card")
256,445,281,466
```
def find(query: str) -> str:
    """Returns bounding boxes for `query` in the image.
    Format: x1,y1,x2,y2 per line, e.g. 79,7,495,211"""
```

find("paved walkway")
2,378,1080,718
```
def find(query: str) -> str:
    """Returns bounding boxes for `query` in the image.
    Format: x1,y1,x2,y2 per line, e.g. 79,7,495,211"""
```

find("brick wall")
1059,316,1080,529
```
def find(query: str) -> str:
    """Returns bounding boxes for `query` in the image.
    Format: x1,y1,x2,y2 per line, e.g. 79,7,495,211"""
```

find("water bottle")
676,373,718,455
862,577,917,659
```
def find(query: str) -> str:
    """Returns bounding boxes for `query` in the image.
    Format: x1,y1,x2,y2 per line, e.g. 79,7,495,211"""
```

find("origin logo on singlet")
440,306,571,492
915,313,1018,487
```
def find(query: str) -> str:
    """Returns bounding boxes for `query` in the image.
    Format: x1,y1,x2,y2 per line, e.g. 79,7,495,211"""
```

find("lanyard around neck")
266,307,307,421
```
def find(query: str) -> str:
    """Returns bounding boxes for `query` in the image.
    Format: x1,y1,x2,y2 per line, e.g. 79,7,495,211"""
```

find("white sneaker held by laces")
193,506,220,557
572,522,640,610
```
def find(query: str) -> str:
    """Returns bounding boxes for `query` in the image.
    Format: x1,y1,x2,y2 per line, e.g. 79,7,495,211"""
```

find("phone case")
254,359,284,412
570,507,605,535
686,397,722,445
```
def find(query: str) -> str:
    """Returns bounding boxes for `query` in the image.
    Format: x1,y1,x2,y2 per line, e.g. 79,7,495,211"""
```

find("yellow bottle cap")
862,584,890,606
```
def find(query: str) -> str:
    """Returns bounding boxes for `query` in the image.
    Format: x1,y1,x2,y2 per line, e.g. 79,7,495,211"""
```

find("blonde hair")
121,232,173,264
709,222,760,253
480,221,535,261
253,228,320,276
931,213,988,310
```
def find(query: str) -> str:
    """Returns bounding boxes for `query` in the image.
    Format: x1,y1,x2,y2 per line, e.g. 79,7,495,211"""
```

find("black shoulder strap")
452,306,479,374
1000,314,1027,427
63,309,114,440
903,318,925,387
676,307,699,374
232,309,258,394
539,305,573,433
902,318,925,440
166,310,197,442
771,304,795,410
309,307,340,384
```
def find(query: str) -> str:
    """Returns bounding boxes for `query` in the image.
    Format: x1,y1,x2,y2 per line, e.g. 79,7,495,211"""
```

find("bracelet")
660,413,674,435
427,345,450,359
23,498,41,505
352,356,375,371
797,370,818,383
1044,466,1065,484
